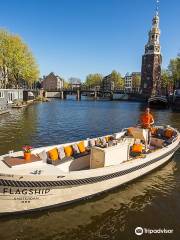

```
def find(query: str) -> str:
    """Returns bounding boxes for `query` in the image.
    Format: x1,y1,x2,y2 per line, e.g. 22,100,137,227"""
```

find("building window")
8,92,14,102
0,91,4,98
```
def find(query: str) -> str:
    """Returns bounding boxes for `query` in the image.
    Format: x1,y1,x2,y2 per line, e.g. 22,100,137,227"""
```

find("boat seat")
47,156,73,166
69,152,90,171
47,150,90,165
48,151,91,172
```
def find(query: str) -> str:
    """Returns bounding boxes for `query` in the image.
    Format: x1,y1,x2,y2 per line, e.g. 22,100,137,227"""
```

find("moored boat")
12,104,27,108
148,95,169,108
0,125,179,215
0,109,9,115
172,89,180,111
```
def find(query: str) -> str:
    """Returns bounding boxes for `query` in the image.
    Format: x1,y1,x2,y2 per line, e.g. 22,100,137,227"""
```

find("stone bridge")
37,88,142,101
43,88,131,100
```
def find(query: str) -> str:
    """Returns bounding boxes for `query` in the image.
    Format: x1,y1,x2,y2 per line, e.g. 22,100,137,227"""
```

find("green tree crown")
0,29,39,88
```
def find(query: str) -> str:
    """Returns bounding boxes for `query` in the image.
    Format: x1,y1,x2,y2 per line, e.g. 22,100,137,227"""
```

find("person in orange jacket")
139,107,154,151
140,107,154,129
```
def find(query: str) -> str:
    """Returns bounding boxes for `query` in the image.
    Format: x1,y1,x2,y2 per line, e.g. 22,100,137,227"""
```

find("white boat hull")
0,138,179,215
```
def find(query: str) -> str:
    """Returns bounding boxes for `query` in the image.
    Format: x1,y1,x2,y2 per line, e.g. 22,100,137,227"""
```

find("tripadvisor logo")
135,227,143,236
135,226,174,236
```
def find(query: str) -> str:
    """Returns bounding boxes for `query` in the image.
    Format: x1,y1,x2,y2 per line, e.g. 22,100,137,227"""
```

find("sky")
0,0,180,81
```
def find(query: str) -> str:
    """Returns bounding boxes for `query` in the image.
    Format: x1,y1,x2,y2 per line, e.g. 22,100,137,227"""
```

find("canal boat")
172,89,180,111
0,125,179,215
148,95,169,108
11,104,27,109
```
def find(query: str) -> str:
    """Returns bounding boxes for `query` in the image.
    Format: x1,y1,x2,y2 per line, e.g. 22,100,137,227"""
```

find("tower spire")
156,0,160,15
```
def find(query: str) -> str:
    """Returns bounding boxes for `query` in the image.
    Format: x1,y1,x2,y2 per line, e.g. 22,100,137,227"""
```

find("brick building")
101,74,115,92
42,72,64,90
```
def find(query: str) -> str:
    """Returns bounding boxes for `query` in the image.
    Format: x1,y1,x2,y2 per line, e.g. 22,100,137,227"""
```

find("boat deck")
0,126,179,180
0,158,67,176
0,146,171,177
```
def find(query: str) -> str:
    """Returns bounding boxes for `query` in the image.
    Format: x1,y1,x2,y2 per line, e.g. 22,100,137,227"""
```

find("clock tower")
141,6,162,97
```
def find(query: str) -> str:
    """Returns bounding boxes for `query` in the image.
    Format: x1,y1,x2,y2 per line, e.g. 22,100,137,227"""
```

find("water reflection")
0,160,179,240
0,105,38,154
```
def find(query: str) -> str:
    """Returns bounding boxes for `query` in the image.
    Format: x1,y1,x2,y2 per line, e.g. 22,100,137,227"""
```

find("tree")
161,69,172,94
85,73,103,88
110,70,124,89
168,55,180,89
35,80,42,89
63,80,70,89
132,74,141,91
0,29,39,88
161,69,170,88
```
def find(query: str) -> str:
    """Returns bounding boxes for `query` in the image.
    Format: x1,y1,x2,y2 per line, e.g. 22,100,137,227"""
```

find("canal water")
0,99,179,240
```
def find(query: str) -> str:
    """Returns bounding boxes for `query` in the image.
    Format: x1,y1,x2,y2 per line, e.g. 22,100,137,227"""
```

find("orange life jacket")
140,113,154,128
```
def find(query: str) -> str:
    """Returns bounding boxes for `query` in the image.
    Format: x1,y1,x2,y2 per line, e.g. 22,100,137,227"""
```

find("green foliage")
63,81,70,89
0,29,39,88
110,70,124,88
168,55,180,88
85,73,103,88
132,75,141,89
160,55,180,91
161,69,171,88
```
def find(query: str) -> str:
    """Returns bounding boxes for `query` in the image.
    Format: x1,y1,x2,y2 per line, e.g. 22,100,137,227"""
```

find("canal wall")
113,93,129,100
45,91,61,98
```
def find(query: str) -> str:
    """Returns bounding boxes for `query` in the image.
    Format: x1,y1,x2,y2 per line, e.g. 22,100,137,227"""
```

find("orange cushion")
64,145,73,157
128,127,133,136
105,136,110,142
132,144,143,153
77,141,86,153
164,129,174,139
150,127,157,135
48,148,59,161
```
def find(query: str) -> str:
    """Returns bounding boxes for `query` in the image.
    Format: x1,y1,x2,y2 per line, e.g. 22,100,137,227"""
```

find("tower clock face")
155,46,159,52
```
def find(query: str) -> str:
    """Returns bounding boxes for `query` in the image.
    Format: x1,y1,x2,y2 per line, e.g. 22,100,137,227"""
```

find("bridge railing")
44,87,141,94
